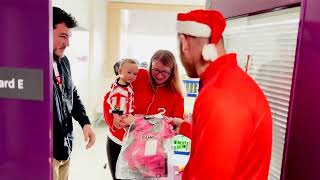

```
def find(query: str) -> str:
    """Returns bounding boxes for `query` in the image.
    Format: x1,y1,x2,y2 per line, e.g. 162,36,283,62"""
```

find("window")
64,30,90,106
119,9,186,75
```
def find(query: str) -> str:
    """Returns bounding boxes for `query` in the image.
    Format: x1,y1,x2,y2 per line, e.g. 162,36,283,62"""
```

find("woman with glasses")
103,49,184,180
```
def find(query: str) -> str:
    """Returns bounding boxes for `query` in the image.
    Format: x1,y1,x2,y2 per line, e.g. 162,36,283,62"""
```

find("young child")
107,59,139,131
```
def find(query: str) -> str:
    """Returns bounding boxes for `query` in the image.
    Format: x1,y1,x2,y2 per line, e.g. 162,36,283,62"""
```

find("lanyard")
53,61,62,90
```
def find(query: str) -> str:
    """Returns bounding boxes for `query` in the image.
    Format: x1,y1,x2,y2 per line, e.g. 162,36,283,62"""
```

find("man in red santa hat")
170,9,272,179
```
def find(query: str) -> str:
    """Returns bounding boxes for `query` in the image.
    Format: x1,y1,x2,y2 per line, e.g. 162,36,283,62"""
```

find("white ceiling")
108,0,206,6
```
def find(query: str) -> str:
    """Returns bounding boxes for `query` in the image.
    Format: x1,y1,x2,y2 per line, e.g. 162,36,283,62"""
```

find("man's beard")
180,52,198,78
53,49,62,61
177,39,198,78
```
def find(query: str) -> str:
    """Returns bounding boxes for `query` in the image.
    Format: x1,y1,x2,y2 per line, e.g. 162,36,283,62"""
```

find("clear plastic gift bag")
116,113,175,179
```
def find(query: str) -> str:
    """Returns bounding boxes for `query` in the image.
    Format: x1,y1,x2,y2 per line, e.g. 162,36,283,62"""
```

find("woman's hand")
167,117,184,133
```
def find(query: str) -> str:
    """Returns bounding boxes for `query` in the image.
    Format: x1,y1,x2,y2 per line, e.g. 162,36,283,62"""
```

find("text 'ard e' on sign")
0,67,43,101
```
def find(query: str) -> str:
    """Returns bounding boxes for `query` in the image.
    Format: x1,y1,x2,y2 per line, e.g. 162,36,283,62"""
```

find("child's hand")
122,114,135,125
113,115,127,129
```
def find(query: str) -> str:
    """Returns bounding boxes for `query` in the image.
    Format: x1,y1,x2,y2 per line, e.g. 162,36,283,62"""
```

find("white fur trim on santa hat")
177,21,211,38
202,44,217,61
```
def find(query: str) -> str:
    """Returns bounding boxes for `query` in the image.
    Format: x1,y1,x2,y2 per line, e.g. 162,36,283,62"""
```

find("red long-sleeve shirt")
104,68,184,144
179,53,272,180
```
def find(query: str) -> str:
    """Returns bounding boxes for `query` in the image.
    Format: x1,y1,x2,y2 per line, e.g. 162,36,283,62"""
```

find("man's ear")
179,34,189,54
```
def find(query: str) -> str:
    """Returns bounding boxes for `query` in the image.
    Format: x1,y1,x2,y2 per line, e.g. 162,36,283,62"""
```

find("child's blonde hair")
120,59,138,68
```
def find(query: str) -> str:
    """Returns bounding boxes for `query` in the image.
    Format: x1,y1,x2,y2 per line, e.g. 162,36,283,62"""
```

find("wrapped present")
116,114,175,179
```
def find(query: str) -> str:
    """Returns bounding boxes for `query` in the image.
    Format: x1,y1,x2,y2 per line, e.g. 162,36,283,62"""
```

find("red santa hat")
176,9,226,61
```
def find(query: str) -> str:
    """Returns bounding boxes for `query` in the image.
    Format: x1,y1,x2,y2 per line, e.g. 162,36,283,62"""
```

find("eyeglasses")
151,69,171,76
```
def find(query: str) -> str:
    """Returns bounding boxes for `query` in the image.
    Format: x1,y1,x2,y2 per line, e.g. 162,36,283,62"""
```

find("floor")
69,122,112,180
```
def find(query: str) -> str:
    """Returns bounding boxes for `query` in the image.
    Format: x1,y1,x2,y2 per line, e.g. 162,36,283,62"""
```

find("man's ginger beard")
179,41,199,78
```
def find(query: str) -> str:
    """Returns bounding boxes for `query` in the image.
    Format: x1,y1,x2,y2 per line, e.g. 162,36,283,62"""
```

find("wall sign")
0,67,43,101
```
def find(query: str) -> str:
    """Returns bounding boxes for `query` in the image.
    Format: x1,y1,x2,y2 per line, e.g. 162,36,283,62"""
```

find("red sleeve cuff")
179,121,191,138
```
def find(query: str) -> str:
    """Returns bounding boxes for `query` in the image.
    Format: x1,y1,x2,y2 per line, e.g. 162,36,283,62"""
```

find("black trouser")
106,137,122,180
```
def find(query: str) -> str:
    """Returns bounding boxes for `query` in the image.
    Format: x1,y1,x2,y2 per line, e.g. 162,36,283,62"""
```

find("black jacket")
53,56,90,160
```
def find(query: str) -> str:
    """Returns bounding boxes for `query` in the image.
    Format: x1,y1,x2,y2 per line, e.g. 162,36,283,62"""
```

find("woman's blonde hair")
148,50,184,96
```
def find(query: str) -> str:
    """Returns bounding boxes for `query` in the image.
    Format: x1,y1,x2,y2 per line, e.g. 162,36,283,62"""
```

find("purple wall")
208,0,320,179
281,0,320,179
0,0,52,180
